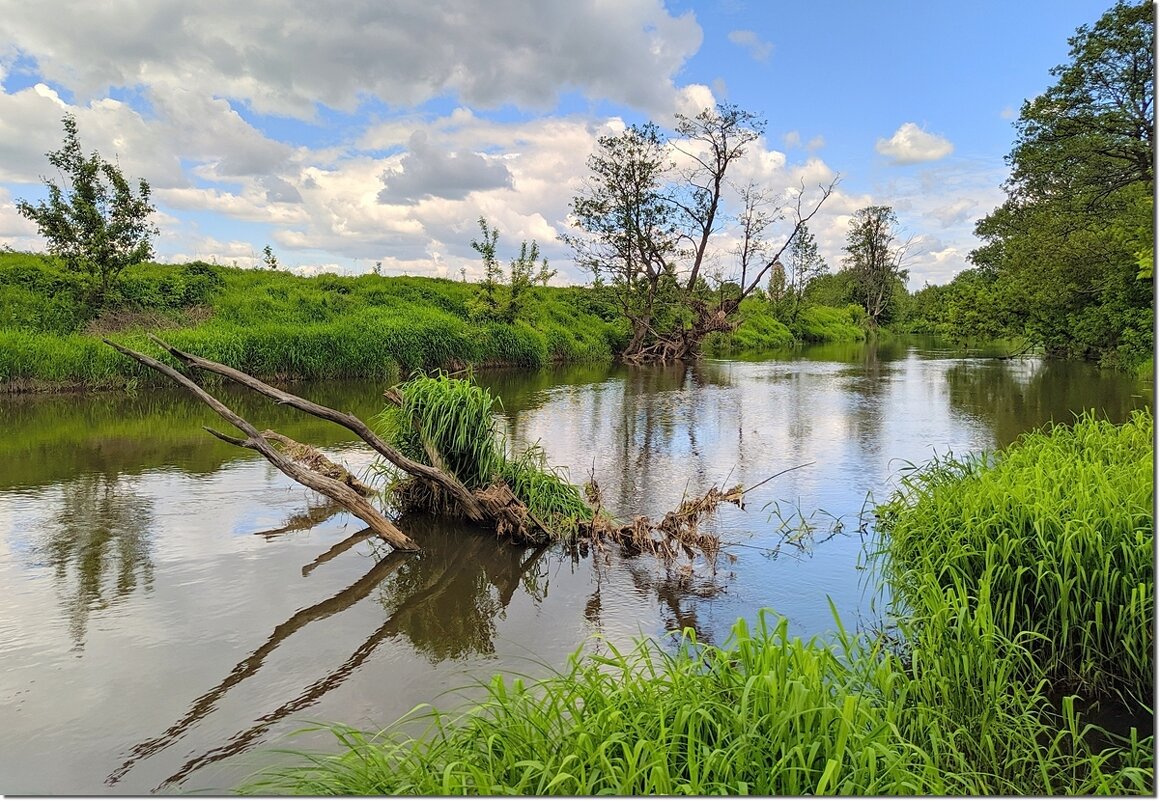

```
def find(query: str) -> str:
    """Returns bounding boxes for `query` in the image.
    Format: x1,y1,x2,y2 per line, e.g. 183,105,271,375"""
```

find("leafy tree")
842,206,909,326
468,218,554,324
971,0,1153,367
17,114,157,303
262,244,279,270
777,223,827,322
803,270,855,308
567,104,835,362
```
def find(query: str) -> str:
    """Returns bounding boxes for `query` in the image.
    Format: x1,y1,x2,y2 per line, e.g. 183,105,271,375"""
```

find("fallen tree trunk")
106,336,791,564
142,334,488,523
104,338,420,552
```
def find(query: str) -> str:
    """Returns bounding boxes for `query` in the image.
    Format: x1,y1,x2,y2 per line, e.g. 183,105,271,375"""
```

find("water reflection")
1,338,1153,795
373,515,552,663
0,380,390,491
41,473,155,648
108,514,553,790
944,358,1149,447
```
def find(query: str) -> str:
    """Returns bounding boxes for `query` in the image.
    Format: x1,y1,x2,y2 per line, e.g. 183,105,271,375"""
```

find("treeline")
908,1,1154,370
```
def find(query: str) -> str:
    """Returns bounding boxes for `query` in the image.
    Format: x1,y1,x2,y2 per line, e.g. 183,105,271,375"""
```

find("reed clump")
875,408,1153,704
375,373,593,540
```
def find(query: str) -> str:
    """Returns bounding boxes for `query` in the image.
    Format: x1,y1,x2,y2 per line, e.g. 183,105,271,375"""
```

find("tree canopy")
968,0,1153,367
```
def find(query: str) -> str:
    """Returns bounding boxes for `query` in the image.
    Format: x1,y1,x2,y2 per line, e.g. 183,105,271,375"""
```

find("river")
0,338,1150,794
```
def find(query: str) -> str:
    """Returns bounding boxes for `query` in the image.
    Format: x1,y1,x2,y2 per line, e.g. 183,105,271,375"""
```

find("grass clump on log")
375,373,593,541
374,372,740,555
875,408,1153,705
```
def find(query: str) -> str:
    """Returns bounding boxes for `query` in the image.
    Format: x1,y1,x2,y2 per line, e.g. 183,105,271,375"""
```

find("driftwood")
141,334,487,523
261,431,377,495
104,338,419,552
106,336,786,562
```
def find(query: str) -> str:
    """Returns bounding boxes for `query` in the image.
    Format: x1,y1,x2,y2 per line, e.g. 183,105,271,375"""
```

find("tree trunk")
622,300,737,364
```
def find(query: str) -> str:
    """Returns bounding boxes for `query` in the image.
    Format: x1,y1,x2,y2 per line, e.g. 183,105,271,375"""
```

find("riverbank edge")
0,264,863,395
243,411,1154,796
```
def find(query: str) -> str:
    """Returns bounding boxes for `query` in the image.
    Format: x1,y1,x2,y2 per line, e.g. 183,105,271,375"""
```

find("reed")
374,374,592,534
875,409,1154,703
244,611,1152,796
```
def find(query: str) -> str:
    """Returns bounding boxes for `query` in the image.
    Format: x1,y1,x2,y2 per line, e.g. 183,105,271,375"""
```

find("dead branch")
144,334,487,523
104,339,419,552
260,431,377,496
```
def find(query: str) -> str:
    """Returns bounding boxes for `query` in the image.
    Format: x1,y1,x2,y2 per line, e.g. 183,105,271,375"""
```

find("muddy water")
0,339,1149,794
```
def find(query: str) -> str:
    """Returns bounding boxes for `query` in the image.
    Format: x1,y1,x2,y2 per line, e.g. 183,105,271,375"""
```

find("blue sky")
0,0,1118,288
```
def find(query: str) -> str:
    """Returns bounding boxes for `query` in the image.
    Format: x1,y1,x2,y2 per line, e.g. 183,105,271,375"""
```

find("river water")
0,339,1150,794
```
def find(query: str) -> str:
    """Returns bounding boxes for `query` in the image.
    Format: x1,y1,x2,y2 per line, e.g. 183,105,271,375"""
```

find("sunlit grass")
875,408,1154,704
244,610,1152,796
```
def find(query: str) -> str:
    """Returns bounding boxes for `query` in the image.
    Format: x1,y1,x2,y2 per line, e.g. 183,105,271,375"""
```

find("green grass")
875,409,1154,704
244,411,1154,796
374,374,592,535
245,611,1152,796
1,255,870,389
791,303,867,343
0,255,619,390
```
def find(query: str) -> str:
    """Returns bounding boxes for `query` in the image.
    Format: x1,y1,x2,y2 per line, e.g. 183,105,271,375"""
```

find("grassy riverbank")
245,410,1153,796
0,254,867,391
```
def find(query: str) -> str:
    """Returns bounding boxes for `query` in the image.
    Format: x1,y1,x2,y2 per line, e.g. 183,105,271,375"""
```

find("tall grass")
374,374,591,534
244,410,1154,796
875,409,1154,703
245,610,1152,796
0,255,620,390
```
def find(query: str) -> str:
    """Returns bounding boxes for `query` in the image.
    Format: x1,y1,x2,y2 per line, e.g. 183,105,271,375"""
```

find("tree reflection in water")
108,512,553,791
42,473,155,648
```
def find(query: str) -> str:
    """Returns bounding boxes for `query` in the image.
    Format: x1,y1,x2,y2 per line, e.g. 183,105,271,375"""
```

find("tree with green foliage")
16,114,157,304
842,206,909,326
970,0,1153,367
567,104,835,363
468,218,555,324
777,223,827,323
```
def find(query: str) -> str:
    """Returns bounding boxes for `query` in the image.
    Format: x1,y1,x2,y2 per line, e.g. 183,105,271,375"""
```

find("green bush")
791,304,866,343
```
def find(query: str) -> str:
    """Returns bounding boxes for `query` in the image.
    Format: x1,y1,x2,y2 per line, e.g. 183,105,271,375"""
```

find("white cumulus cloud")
875,122,953,165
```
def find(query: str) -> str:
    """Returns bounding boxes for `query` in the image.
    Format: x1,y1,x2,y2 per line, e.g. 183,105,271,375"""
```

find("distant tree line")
12,0,1151,370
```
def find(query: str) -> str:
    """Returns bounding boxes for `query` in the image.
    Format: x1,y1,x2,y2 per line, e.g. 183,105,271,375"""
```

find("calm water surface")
0,339,1149,794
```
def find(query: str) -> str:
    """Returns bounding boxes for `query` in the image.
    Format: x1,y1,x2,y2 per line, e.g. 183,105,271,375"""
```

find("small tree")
17,114,157,303
842,206,910,326
468,217,553,323
262,244,279,270
782,224,827,322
